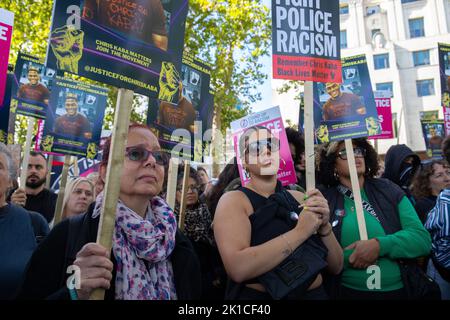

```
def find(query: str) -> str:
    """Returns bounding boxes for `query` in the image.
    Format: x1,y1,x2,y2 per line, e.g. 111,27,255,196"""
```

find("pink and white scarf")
93,193,178,300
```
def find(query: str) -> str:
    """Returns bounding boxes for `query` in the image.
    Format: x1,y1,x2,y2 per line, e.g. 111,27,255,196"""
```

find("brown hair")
411,159,449,199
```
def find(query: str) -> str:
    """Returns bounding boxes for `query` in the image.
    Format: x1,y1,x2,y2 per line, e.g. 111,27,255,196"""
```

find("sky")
252,0,274,113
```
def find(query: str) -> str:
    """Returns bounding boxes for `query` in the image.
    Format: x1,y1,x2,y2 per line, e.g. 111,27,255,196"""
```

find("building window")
340,4,349,15
374,53,390,69
409,18,425,38
376,82,394,97
340,30,347,49
366,5,381,16
416,79,435,97
402,0,419,3
413,50,430,66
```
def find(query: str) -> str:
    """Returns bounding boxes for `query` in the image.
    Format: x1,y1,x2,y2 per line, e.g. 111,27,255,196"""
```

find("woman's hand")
345,239,380,269
300,189,330,227
73,243,114,299
295,209,323,238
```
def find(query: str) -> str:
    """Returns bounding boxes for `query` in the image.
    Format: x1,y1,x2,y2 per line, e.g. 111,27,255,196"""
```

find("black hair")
206,157,240,217
442,135,450,163
285,127,305,164
317,138,379,187
29,151,47,163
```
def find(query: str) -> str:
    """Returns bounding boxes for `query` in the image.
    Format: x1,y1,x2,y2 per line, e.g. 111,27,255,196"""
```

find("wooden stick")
72,156,79,176
19,117,35,188
52,154,71,226
303,81,315,191
166,157,179,210
178,161,190,231
45,155,53,189
90,88,133,300
344,139,368,240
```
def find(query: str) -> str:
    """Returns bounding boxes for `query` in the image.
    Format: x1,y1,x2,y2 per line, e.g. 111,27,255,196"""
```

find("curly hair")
317,138,380,187
411,159,449,199
442,135,450,163
285,127,305,164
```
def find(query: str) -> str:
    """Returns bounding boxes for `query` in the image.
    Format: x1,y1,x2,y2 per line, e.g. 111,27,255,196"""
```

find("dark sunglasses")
245,138,280,156
125,146,168,166
337,147,366,160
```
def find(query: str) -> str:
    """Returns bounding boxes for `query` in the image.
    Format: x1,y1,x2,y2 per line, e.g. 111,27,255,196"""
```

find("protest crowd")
1,0,450,303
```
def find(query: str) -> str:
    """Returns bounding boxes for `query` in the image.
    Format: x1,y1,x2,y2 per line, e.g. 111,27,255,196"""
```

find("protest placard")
47,0,188,102
40,77,108,158
272,0,341,83
0,9,13,106
231,106,296,187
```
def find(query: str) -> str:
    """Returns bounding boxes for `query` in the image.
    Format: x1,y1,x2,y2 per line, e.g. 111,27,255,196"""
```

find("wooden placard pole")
344,139,368,240
52,154,71,226
166,157,179,210
303,81,315,191
90,88,133,300
178,160,190,231
19,117,35,188
45,155,53,189
72,156,79,176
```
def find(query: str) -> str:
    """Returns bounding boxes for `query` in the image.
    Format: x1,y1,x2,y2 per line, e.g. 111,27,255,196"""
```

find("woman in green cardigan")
317,139,432,299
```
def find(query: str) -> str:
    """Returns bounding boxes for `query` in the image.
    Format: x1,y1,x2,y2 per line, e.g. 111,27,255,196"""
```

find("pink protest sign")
444,106,450,137
0,9,13,106
369,91,393,140
231,106,297,187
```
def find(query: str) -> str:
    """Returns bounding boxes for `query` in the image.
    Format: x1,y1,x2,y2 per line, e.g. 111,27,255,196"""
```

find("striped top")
425,189,450,268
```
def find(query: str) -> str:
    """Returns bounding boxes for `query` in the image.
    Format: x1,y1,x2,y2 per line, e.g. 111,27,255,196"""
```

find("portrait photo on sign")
316,68,366,122
13,54,56,119
41,77,108,158
313,54,379,143
17,63,54,106
81,0,169,51
53,91,95,140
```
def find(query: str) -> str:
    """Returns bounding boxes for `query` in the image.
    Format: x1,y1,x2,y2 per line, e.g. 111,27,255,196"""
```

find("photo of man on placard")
17,66,50,106
321,82,367,121
54,93,92,139
81,0,168,50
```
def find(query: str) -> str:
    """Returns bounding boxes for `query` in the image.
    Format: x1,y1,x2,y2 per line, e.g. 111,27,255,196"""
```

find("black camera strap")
337,184,380,223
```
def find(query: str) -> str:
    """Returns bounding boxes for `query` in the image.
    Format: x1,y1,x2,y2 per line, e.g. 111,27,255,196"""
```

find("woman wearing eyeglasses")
317,138,432,300
213,126,343,300
17,123,201,300
411,159,450,224
174,168,223,299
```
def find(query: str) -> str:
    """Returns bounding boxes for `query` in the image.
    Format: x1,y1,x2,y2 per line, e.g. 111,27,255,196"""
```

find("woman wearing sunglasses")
213,126,343,300
18,123,201,300
317,138,432,299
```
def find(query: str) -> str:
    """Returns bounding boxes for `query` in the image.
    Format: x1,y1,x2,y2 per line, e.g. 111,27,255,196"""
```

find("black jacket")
382,144,420,186
17,203,202,300
320,178,406,298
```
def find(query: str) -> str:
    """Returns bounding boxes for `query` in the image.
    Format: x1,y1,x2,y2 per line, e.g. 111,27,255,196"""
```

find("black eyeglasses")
245,138,280,156
337,147,366,160
125,146,168,166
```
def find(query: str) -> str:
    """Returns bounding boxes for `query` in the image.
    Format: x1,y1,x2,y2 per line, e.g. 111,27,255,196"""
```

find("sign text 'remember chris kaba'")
272,0,341,83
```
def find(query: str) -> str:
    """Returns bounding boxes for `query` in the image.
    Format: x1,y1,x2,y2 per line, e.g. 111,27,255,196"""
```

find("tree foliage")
185,0,271,133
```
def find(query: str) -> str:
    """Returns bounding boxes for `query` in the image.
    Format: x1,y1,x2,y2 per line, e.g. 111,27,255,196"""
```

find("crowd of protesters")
1,123,450,300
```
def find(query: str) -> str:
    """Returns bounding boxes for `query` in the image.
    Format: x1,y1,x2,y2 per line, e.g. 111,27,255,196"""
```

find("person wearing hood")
382,144,420,205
